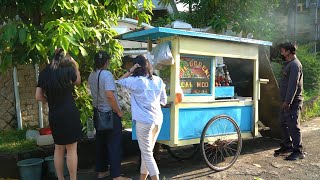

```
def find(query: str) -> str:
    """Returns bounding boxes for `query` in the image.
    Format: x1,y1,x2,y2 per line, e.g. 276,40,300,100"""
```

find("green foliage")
301,91,320,120
0,0,154,72
297,44,320,94
155,0,284,41
297,44,320,120
121,111,132,129
0,129,37,153
74,81,93,132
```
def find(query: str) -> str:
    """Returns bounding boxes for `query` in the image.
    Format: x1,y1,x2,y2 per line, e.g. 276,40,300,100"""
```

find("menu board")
180,56,211,94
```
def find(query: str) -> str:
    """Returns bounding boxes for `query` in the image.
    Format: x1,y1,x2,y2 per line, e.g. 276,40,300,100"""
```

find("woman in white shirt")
117,55,167,180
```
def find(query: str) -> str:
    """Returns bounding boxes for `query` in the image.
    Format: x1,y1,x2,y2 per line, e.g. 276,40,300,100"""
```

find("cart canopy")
115,27,272,46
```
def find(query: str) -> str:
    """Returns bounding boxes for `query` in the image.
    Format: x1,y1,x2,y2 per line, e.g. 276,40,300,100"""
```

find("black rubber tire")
200,115,242,171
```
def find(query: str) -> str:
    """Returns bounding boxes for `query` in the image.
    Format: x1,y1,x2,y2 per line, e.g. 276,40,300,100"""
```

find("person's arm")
67,54,81,85
160,81,167,106
35,87,47,103
118,63,140,80
105,90,123,117
103,72,123,117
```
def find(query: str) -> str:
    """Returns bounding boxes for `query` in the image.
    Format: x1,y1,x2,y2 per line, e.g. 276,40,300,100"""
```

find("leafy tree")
158,0,285,41
0,0,153,75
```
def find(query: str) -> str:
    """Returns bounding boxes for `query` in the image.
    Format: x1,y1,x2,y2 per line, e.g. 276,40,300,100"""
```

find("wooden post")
252,48,259,137
170,37,180,145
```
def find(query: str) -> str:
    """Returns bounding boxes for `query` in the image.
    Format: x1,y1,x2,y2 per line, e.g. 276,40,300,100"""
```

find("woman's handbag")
93,108,114,131
93,70,114,131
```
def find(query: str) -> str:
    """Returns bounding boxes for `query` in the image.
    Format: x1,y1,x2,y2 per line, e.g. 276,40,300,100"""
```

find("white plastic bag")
152,41,174,66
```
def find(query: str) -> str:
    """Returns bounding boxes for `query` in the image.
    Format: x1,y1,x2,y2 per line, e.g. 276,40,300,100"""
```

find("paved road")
75,118,320,180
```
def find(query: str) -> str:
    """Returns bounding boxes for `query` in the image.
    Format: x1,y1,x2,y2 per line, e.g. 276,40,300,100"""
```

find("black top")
37,65,82,145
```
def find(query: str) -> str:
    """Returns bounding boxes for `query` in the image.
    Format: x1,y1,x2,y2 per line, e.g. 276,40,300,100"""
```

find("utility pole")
294,0,297,43
310,0,319,53
315,2,318,53
288,0,296,42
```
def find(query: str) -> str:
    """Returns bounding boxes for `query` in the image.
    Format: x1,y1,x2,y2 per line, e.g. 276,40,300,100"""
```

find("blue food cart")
116,27,272,171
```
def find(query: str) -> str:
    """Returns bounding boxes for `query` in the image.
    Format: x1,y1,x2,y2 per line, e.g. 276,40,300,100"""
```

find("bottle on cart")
226,71,232,86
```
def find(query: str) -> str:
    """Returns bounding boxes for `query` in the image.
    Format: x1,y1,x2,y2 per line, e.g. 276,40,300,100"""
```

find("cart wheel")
200,115,242,171
163,144,199,160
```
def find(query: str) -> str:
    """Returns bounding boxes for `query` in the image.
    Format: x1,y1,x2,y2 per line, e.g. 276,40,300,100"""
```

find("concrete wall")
0,65,49,131
0,69,16,130
17,65,49,128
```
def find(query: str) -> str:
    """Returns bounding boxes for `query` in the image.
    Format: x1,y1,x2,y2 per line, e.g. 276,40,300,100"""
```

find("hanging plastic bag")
146,51,154,73
152,41,174,66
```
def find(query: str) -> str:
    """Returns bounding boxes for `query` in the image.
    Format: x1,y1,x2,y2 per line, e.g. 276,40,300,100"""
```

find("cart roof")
115,27,272,46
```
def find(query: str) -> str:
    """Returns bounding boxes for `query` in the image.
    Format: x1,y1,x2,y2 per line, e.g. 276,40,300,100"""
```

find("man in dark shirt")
274,42,304,160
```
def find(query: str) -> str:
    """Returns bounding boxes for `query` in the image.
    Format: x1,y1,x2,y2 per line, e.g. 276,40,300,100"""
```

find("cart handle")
258,78,269,100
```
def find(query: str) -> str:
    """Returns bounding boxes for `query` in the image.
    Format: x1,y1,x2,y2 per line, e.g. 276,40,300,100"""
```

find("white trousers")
136,121,161,177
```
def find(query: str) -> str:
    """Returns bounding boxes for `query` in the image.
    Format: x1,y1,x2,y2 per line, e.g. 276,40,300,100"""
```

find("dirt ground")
76,117,320,180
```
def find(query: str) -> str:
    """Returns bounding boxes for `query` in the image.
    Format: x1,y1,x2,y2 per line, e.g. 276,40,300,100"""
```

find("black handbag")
93,70,114,131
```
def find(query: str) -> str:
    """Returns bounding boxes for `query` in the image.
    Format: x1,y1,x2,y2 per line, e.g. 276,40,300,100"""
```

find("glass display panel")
180,55,211,95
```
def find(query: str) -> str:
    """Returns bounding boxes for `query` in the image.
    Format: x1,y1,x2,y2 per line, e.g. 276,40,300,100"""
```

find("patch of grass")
0,129,37,153
302,98,320,121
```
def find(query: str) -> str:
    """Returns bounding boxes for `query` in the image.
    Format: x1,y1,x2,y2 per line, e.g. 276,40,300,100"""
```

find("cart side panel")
132,108,171,140
178,106,252,140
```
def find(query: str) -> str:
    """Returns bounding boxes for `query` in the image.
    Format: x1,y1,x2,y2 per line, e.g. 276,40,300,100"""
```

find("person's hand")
282,102,290,111
129,63,141,73
117,111,124,118
66,53,78,68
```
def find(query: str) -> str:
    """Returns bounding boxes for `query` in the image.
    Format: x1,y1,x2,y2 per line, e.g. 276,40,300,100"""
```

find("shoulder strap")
97,70,103,110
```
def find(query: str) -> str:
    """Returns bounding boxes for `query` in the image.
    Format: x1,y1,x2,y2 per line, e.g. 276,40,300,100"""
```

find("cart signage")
180,56,211,94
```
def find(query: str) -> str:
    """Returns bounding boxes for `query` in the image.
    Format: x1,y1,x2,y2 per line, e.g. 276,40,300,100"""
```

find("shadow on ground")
118,136,281,179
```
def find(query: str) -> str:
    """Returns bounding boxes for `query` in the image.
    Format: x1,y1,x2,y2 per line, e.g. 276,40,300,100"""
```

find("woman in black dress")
36,48,82,180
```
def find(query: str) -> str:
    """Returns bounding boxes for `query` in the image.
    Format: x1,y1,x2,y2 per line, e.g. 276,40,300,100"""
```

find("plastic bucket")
17,158,44,180
45,155,69,178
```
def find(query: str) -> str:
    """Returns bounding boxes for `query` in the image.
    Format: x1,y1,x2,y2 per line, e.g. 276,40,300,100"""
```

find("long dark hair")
94,51,110,71
132,55,153,80
42,48,75,104
51,48,72,69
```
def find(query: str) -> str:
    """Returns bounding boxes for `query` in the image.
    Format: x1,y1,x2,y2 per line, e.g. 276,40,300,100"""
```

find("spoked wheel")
163,144,199,160
200,115,242,171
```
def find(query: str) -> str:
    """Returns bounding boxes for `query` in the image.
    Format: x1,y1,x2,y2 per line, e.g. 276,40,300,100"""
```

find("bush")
74,81,93,133
296,44,320,120
297,44,320,94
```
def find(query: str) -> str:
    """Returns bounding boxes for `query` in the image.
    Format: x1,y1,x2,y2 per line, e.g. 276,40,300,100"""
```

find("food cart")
116,27,272,171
